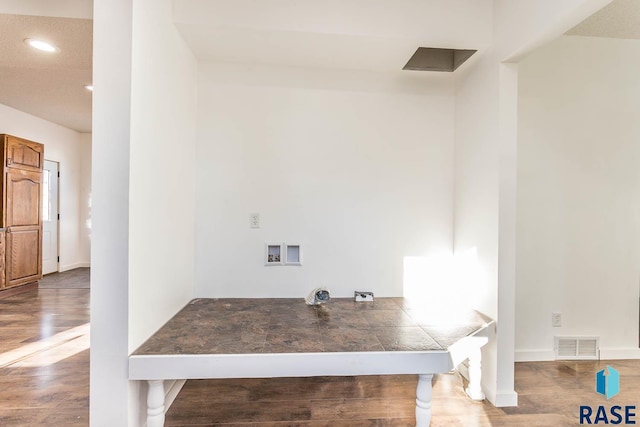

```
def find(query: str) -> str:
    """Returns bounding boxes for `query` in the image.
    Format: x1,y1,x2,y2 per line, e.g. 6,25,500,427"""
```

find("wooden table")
129,298,493,426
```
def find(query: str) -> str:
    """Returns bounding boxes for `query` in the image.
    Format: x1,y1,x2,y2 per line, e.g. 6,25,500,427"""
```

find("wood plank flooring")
0,286,90,426
1,273,639,426
39,268,91,289
166,359,640,426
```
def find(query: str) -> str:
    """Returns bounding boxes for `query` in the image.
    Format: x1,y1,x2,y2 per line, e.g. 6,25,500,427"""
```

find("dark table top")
133,297,491,356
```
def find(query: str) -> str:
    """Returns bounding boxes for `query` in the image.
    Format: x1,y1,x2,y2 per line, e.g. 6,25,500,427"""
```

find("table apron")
129,351,452,380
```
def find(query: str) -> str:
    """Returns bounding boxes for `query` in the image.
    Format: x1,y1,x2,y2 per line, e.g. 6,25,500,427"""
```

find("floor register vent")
554,337,599,360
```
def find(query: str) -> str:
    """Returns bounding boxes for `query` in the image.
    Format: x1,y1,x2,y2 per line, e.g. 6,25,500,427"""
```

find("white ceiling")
0,0,636,135
0,0,92,19
0,13,92,133
567,0,640,40
173,0,493,71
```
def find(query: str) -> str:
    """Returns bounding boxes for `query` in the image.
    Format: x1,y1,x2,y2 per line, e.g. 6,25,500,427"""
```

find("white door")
42,160,59,274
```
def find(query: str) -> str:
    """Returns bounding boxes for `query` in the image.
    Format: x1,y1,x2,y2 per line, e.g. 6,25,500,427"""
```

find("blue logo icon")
596,365,620,400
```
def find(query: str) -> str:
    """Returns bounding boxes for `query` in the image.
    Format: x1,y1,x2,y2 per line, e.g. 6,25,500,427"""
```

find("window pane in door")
42,169,51,221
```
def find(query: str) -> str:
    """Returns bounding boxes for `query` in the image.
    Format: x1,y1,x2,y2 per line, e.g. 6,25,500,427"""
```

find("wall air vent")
403,47,476,72
555,336,599,360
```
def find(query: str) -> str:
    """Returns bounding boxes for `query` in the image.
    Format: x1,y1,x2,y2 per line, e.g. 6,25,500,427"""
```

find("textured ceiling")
0,14,92,132
566,0,640,40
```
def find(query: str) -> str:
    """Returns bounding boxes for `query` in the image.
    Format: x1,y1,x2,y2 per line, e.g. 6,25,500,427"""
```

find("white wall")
93,0,197,423
516,36,640,361
453,55,500,318
90,0,132,424
195,63,455,298
451,0,612,407
453,57,520,409
78,133,91,266
128,0,198,424
0,102,90,270
454,48,498,377
128,0,197,352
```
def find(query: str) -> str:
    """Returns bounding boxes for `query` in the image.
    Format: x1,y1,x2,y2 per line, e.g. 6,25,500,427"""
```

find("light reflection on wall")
452,246,480,309
403,247,479,310
86,192,92,233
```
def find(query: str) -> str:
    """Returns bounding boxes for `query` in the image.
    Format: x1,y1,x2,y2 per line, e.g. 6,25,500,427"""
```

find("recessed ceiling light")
24,38,59,53
84,85,93,92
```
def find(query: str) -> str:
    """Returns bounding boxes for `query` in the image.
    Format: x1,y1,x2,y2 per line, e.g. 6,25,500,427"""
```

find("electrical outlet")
249,213,260,228
552,312,562,327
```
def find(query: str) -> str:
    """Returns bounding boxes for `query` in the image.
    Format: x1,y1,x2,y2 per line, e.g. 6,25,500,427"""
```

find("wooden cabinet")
5,136,44,172
6,226,41,288
0,135,43,290
6,169,42,227
0,230,5,289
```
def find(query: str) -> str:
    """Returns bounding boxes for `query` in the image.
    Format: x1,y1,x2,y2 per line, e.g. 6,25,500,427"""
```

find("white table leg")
147,380,165,427
465,347,485,401
415,374,433,427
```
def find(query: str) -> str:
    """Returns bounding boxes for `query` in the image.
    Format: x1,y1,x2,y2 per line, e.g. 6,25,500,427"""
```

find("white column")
465,347,486,401
147,380,165,427
415,374,433,427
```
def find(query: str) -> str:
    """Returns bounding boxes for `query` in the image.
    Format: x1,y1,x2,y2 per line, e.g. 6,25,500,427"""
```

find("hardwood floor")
39,268,90,289
1,275,639,426
0,286,90,426
166,359,640,426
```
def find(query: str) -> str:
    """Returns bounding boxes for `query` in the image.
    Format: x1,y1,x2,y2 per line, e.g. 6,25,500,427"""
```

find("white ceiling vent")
555,337,599,360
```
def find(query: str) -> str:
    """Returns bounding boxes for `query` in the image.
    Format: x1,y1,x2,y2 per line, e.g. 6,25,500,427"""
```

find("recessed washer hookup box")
354,291,374,302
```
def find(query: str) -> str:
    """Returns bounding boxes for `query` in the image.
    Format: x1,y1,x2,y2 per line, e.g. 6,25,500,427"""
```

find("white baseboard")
164,379,186,413
516,348,640,362
599,348,640,360
515,350,555,362
492,390,518,407
59,262,90,272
